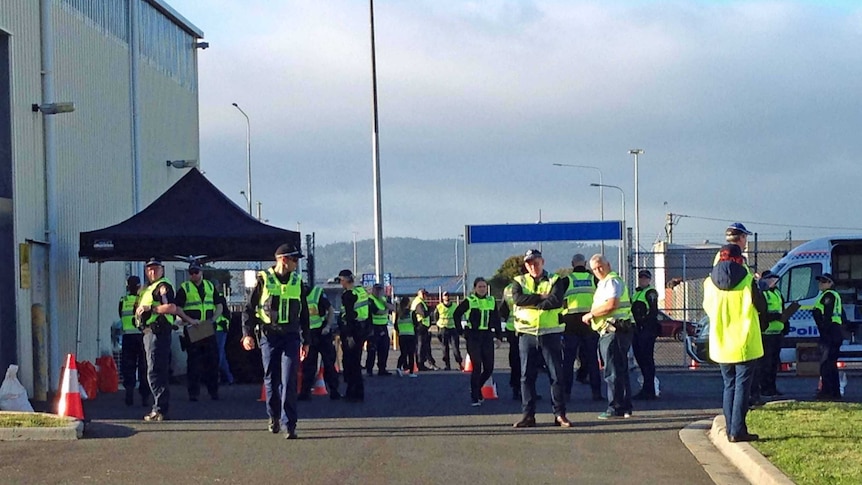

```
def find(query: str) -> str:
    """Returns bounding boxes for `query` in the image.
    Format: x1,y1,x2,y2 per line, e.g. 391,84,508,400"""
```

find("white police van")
687,235,862,365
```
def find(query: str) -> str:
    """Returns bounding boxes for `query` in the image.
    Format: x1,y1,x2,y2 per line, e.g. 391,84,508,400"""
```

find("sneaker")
728,433,759,443
407,373,419,379
623,412,633,419
143,411,165,422
555,415,573,428
478,398,485,404
597,412,622,420
268,418,280,434
395,368,404,377
513,416,536,428
471,399,482,407
285,430,298,440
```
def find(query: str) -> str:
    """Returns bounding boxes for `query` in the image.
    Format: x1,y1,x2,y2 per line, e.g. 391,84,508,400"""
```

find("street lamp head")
628,149,644,155
231,102,238,107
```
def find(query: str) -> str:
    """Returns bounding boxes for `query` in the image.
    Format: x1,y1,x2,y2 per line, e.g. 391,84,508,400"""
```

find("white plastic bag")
0,364,35,412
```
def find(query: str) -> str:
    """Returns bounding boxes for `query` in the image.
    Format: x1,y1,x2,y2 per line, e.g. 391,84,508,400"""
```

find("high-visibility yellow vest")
396,316,415,336
119,294,139,333
344,286,369,322
435,302,456,329
513,273,563,336
216,312,230,332
762,288,785,334
814,289,842,326
564,271,595,314
308,286,324,329
464,294,496,330
369,294,390,326
502,284,516,331
255,268,302,325
703,272,764,363
411,296,430,327
138,277,174,328
592,272,632,333
180,279,215,320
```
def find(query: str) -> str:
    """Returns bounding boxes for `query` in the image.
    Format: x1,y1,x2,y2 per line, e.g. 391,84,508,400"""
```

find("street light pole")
590,183,626,288
552,163,605,252
454,237,459,275
369,0,385,283
352,231,358,276
232,102,252,215
628,149,643,268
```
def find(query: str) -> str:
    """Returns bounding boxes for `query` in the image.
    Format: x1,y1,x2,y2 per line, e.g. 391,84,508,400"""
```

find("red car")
657,310,697,341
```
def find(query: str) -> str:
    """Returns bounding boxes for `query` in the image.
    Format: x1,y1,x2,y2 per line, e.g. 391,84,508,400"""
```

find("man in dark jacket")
632,269,660,400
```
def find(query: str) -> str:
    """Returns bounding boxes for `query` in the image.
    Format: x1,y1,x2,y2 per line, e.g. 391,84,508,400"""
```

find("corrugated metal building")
0,0,204,397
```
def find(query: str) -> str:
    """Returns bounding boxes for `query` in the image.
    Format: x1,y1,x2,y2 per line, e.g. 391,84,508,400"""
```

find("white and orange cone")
312,366,328,396
481,376,499,400
57,354,84,420
462,354,473,373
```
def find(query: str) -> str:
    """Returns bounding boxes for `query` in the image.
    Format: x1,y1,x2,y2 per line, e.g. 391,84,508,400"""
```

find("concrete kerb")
0,411,84,441
708,415,796,485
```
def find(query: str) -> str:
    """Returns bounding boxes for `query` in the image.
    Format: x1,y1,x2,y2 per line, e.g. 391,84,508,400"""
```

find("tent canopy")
79,168,300,262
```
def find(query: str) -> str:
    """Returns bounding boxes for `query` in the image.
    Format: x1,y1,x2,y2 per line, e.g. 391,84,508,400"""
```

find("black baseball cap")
524,249,542,262
726,222,752,236
638,269,652,278
760,270,779,280
127,275,141,286
145,257,163,267
188,261,202,272
275,243,304,259
337,269,354,279
815,273,834,284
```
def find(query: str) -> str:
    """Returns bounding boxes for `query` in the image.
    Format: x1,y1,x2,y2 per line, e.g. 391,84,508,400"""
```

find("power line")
675,213,862,232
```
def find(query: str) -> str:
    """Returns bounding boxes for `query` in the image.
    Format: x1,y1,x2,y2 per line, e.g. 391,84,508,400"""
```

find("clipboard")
185,321,215,343
781,301,801,323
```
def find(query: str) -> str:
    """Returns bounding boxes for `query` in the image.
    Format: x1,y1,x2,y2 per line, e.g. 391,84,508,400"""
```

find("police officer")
366,283,394,376
453,277,503,406
632,269,660,400
757,270,784,398
337,269,368,402
118,275,150,407
299,284,340,400
412,289,438,371
559,254,601,403
241,243,309,439
214,293,234,385
395,298,418,377
175,261,221,401
812,273,843,401
434,292,463,371
584,254,635,420
137,258,196,421
512,249,572,428
498,282,521,400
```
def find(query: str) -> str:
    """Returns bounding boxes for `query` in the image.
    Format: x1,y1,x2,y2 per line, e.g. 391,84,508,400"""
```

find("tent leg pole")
96,262,102,357
75,259,83,357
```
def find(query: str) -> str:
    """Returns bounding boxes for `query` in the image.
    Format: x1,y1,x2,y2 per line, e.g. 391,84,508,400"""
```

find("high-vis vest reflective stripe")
256,268,302,325
411,296,430,327
464,294,496,330
369,295,390,326
564,272,595,314
308,286,324,329
763,288,785,334
435,302,456,329
397,317,415,336
502,284,515,331
814,289,843,325
513,273,563,336
138,277,173,327
345,286,369,322
592,272,632,332
704,272,764,363
180,279,215,320
120,294,139,333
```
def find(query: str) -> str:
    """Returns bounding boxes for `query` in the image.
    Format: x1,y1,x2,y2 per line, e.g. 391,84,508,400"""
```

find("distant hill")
312,237,619,284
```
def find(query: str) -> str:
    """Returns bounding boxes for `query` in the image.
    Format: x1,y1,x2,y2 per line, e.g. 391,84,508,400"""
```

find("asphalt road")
2,346,856,485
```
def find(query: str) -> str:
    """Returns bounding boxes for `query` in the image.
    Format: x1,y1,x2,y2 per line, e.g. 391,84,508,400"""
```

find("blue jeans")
259,330,301,431
599,330,633,415
143,327,172,415
519,333,565,418
216,330,234,384
719,362,755,438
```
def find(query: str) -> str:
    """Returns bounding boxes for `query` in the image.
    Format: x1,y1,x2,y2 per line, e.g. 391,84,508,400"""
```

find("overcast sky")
169,0,862,249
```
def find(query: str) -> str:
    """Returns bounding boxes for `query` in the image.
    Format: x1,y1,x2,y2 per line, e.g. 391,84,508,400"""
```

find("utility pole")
665,212,674,245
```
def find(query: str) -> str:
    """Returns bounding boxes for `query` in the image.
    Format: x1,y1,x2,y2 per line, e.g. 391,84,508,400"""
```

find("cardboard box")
796,342,821,377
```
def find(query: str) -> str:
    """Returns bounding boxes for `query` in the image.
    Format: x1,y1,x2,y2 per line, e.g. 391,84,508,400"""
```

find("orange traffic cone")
779,362,792,372
258,384,266,402
462,354,473,373
481,376,499,400
312,366,328,396
412,359,419,374
57,354,84,420
688,359,700,370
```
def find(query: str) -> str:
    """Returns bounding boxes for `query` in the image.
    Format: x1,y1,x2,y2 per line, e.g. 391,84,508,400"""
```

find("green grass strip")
0,413,70,428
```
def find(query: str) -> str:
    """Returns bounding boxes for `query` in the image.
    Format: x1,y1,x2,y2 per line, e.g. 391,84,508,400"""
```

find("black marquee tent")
79,168,300,262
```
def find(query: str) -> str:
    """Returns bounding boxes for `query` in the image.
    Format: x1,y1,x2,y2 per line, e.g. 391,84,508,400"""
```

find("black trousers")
365,325,391,372
121,333,150,399
441,328,463,368
341,335,365,399
301,329,339,395
819,330,843,397
416,325,436,367
185,334,219,398
632,326,658,396
505,330,520,393
144,326,172,415
466,332,495,401
759,334,783,393
398,334,417,373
